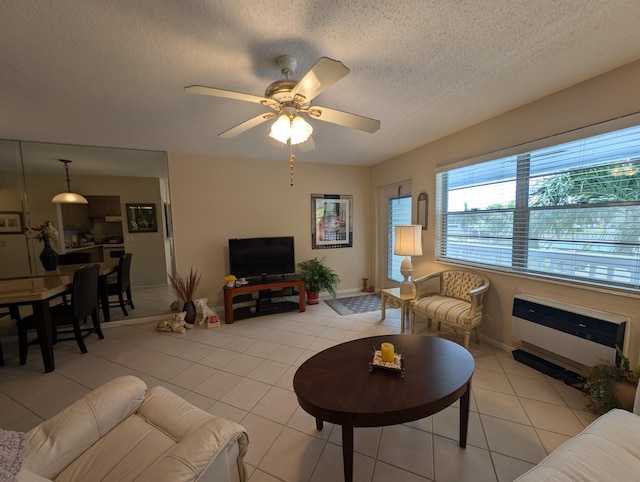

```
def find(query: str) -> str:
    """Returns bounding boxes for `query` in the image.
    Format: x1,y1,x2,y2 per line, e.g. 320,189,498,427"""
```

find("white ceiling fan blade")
219,112,276,138
185,85,280,109
308,106,381,133
291,58,350,104
298,135,316,152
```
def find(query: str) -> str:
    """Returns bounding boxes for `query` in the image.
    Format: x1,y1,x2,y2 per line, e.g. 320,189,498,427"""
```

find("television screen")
228,236,295,279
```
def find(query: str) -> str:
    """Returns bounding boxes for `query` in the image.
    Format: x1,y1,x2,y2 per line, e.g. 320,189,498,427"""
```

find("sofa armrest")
23,376,147,479
634,380,640,415
135,385,248,482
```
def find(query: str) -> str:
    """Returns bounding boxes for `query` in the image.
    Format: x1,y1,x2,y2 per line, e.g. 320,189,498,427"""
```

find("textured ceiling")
2,0,640,169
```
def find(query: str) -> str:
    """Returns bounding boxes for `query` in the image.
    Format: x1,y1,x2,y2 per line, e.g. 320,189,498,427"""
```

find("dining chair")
19,264,104,363
106,253,134,317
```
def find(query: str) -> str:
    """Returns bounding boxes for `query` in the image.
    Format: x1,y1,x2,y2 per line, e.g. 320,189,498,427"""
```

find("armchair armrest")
412,271,444,299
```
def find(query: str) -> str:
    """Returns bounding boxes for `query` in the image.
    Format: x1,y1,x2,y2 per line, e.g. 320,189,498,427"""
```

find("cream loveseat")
17,375,248,482
515,381,640,481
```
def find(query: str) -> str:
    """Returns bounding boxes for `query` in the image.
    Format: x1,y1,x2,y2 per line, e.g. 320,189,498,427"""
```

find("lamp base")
400,281,414,295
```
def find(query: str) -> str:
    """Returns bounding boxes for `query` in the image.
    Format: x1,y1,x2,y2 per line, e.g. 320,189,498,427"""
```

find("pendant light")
51,159,88,204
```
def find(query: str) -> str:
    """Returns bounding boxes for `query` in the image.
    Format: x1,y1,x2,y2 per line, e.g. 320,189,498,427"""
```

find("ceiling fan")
184,55,381,147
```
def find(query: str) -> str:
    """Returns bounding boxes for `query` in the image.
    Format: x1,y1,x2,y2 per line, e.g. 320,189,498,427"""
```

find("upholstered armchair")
409,270,490,348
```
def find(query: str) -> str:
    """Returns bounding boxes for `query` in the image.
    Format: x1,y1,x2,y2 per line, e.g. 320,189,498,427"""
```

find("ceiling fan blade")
219,112,276,139
291,57,350,104
308,106,381,133
298,135,316,152
185,85,280,109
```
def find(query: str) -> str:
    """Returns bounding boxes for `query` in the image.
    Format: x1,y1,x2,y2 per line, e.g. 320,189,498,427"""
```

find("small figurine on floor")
156,311,194,334
195,298,219,328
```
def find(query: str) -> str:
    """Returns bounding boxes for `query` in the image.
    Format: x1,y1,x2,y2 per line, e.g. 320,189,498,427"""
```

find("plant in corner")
583,346,640,414
169,267,201,324
296,257,340,305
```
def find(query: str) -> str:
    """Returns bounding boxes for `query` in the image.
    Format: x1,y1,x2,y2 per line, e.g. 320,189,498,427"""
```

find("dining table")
0,260,118,372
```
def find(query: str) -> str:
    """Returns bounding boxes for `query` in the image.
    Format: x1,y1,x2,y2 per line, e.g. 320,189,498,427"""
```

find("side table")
379,287,415,333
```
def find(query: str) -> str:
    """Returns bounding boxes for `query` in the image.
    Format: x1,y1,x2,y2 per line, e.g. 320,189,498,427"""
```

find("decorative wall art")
126,203,158,233
0,211,24,233
311,194,353,249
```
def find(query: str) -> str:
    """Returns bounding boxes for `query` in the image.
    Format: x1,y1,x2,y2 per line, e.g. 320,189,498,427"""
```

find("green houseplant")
583,347,640,414
296,257,340,304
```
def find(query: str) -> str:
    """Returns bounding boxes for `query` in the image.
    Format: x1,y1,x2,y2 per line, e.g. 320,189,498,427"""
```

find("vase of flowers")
31,221,60,271
169,267,200,324
224,274,237,288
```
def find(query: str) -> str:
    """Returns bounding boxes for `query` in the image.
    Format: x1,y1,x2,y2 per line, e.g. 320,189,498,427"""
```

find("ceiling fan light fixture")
290,115,313,145
51,159,88,204
270,114,292,143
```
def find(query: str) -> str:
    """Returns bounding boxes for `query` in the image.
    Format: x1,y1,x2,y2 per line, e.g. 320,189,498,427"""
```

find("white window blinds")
436,123,640,290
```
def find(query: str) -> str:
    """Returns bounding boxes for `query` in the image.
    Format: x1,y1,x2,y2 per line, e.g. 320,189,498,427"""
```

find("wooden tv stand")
223,277,306,323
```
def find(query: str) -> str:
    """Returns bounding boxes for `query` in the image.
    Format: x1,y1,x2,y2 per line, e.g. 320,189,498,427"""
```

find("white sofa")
16,376,248,482
515,382,640,481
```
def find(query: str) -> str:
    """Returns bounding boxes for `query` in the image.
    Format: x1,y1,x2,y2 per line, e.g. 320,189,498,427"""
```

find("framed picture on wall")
311,194,353,249
126,203,158,232
0,211,24,234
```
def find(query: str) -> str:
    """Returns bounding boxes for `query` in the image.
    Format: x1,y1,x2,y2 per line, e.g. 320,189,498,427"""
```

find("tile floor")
0,287,598,482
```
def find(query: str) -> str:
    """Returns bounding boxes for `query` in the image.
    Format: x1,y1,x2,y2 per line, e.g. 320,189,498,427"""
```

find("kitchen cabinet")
61,203,92,229
88,196,122,217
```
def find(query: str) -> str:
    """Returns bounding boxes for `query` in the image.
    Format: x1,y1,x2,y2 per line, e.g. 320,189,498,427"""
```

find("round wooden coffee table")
293,334,474,482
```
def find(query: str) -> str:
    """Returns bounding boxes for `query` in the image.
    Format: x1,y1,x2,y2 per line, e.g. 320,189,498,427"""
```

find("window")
385,183,412,282
436,123,640,291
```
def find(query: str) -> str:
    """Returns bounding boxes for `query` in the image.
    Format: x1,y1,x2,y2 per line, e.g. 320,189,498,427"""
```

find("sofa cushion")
515,408,640,481
412,295,477,326
55,385,247,482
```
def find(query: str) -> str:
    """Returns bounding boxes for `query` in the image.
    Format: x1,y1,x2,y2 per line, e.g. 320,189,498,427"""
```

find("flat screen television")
228,236,295,279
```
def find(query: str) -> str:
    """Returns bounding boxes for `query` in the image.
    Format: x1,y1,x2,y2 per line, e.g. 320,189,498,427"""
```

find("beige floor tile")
310,442,376,482
519,398,585,437
534,428,571,454
481,415,547,464
507,374,567,405
472,368,515,395
239,413,285,467
491,452,536,482
433,435,496,482
377,424,434,479
220,378,271,411
371,460,433,481
329,426,383,458
432,406,488,449
473,387,531,424
251,386,299,425
191,370,242,400
258,427,326,482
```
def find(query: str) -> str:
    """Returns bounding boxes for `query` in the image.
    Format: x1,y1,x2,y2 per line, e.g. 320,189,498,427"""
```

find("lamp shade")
290,115,313,145
394,225,423,256
51,192,88,204
270,114,292,143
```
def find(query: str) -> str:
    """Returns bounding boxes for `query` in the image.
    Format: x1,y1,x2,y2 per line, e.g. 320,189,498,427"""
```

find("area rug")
325,294,381,315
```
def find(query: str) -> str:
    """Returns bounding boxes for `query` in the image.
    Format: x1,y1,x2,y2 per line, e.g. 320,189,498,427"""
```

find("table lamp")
394,225,423,294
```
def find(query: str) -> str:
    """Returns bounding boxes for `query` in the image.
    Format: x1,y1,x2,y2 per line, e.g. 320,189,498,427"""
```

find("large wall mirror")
0,139,173,286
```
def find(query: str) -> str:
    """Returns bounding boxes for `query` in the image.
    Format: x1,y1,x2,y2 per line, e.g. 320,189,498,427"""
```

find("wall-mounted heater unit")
512,294,627,377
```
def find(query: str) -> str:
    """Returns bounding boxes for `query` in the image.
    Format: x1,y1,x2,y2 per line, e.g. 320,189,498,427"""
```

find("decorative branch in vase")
169,267,201,325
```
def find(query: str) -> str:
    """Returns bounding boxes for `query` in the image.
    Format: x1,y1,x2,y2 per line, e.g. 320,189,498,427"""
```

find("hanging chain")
289,142,295,187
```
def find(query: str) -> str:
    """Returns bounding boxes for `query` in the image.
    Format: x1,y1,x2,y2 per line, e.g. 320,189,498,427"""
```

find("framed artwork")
126,203,158,232
311,194,353,249
0,211,24,234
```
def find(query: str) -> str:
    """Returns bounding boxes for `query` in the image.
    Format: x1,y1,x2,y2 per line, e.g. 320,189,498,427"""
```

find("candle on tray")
381,342,395,362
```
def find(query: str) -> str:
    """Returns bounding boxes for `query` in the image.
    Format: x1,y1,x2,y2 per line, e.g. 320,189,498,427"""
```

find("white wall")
168,152,370,307
371,59,640,366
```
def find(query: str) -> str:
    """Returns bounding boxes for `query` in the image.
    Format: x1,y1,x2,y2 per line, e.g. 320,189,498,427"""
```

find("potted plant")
583,347,640,414
296,257,340,304
169,267,201,324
